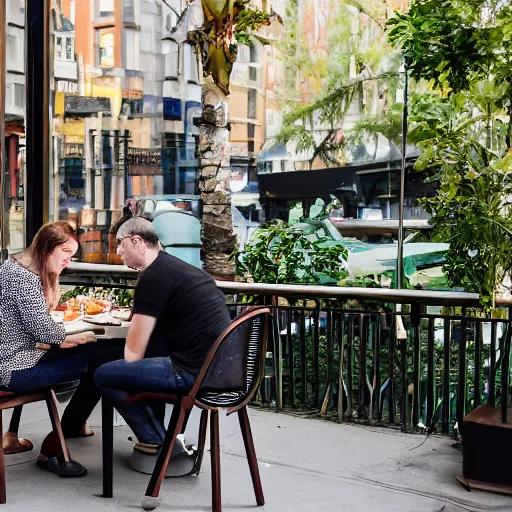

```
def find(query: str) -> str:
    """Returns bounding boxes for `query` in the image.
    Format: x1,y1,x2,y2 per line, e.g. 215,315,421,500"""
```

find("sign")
128,148,161,167
65,96,111,115
123,90,143,99
57,80,78,94
61,143,84,158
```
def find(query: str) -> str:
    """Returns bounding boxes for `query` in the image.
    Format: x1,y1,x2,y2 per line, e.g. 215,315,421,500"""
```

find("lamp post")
397,60,409,290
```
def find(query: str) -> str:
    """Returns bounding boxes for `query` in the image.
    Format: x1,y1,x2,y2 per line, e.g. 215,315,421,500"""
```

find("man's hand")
60,331,97,349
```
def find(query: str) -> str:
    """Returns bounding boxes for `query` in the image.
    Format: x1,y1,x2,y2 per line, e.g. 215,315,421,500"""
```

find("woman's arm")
13,276,66,345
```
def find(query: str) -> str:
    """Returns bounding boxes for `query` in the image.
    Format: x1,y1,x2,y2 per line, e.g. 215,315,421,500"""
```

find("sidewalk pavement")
1,402,510,512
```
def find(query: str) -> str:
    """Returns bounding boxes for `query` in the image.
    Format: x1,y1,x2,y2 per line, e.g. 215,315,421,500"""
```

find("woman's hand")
60,331,97,349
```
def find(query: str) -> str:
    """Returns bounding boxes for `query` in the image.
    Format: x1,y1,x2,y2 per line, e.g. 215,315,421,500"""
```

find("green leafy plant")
58,287,133,308
388,0,512,312
234,218,350,285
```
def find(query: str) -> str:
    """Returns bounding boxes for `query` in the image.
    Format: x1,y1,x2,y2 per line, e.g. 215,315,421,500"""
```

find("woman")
0,221,96,477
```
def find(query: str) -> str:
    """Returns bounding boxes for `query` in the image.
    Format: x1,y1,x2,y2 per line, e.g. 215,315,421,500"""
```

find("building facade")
48,0,202,263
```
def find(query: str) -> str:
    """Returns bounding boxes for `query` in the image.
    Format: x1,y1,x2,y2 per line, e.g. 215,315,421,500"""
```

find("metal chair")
0,384,79,504
102,306,272,511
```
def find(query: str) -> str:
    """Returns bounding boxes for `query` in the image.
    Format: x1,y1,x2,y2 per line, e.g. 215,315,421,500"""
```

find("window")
58,156,85,215
121,96,143,117
96,0,114,18
249,44,258,63
97,29,115,68
247,89,257,119
66,38,74,60
247,123,255,139
183,44,199,83
124,28,140,70
249,44,258,81
248,166,257,183
163,40,179,79
55,35,75,62
14,83,24,109
56,37,63,60
123,0,135,23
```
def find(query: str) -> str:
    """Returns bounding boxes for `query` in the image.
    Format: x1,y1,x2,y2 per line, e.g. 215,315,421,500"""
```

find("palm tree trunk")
198,77,236,280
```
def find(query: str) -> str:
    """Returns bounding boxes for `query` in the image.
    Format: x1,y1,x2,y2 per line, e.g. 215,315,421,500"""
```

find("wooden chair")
0,384,78,504
102,307,272,511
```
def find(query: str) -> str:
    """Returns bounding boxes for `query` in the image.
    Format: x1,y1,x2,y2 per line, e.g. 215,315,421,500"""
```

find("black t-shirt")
132,251,231,374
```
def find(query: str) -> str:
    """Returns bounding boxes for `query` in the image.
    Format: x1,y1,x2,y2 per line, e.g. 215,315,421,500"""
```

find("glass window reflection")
49,0,201,265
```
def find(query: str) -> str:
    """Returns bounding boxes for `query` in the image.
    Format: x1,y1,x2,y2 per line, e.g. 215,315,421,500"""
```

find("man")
94,217,231,450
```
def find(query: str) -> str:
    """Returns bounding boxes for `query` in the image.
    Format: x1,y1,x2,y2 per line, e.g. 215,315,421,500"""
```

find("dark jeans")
94,357,196,444
8,354,88,395
60,341,127,436
8,341,128,437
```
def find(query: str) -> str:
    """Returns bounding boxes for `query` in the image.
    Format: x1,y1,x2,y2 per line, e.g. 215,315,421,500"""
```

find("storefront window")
48,0,202,265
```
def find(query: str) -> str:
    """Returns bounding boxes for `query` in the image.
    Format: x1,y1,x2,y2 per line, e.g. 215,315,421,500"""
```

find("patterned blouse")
0,259,66,386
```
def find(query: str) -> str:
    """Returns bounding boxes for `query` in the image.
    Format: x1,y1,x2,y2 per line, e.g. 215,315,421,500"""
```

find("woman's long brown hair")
20,221,77,310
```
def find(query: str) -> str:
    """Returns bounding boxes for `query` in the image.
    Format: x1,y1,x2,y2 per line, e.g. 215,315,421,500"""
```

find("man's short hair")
116,217,160,246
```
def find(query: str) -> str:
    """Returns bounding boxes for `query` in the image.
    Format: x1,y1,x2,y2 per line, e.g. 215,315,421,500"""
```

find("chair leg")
210,409,221,512
144,401,187,503
192,409,209,476
101,398,114,498
238,406,264,506
44,390,70,463
7,406,22,435
0,411,6,505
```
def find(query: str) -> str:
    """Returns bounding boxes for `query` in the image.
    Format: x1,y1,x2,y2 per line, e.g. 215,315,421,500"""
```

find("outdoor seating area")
0,401,509,512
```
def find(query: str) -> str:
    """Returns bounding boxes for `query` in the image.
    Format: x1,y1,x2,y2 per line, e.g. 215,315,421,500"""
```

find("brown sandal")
134,442,161,455
3,432,34,455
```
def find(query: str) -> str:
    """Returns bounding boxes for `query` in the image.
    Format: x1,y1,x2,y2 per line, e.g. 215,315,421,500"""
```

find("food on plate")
56,297,79,312
84,299,104,315
57,296,112,318
63,310,81,323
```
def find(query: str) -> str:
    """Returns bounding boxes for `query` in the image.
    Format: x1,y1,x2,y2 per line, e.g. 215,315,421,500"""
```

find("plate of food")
83,298,112,316
63,310,83,324
83,312,121,326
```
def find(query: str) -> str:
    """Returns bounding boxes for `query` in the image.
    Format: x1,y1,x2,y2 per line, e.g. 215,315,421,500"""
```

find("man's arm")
125,314,157,362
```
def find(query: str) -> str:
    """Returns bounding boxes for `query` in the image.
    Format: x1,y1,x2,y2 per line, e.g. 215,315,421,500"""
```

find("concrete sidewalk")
0,402,509,512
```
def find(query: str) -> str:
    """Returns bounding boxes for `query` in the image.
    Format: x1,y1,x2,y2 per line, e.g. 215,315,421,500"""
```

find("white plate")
111,309,131,321
83,312,121,326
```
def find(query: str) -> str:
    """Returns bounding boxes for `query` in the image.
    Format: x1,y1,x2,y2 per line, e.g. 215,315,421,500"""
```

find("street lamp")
396,60,409,290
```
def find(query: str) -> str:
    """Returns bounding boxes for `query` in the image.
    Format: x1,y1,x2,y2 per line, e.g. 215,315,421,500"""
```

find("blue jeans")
94,357,196,444
8,354,88,394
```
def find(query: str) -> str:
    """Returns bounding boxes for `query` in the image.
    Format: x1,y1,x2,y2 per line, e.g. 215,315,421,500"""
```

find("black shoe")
36,456,88,478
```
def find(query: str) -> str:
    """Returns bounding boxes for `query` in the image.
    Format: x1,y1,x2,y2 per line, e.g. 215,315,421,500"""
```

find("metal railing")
62,263,512,434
